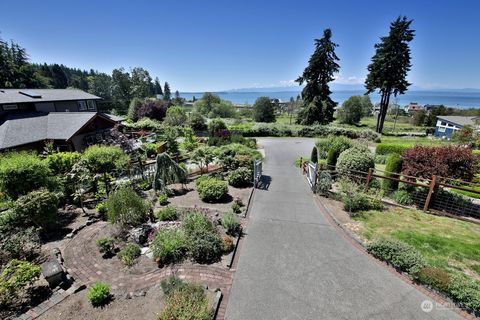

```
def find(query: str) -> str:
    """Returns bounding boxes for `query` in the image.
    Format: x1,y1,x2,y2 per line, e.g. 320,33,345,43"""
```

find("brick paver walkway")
63,222,234,319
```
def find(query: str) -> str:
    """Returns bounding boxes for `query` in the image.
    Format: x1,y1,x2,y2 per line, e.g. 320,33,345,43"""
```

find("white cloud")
333,73,365,85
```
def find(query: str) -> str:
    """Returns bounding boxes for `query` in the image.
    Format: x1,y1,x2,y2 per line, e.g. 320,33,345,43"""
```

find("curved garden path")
63,221,233,318
226,138,464,320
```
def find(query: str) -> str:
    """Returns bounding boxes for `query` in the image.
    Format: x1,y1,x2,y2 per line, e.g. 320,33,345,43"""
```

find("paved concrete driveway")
225,137,462,320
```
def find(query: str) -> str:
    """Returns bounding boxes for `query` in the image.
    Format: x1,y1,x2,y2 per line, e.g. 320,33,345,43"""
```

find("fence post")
364,168,373,192
423,175,437,212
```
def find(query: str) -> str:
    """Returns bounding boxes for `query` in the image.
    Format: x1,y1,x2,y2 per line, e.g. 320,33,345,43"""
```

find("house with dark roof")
434,116,480,139
0,89,123,151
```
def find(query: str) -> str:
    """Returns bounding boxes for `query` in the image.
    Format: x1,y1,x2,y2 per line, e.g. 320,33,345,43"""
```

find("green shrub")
152,228,187,264
316,171,333,196
447,273,480,312
392,189,414,206
46,152,81,174
156,206,179,221
325,136,353,167
0,226,40,264
374,154,388,164
118,243,141,266
0,260,41,306
342,190,380,213
382,153,403,193
375,143,412,155
14,189,59,231
96,202,108,215
164,106,187,127
160,276,186,296
231,202,241,214
366,238,426,275
0,152,51,199
417,267,450,292
158,194,169,206
222,212,241,236
106,188,150,230
96,237,115,256
336,148,375,176
158,283,211,320
87,282,110,306
82,145,130,175
183,212,222,263
310,146,318,163
196,176,228,202
208,118,227,136
188,111,207,131
143,143,158,158
228,167,252,188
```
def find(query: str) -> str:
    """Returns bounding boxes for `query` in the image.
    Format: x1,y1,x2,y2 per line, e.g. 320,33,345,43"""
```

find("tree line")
297,16,415,133
0,36,175,113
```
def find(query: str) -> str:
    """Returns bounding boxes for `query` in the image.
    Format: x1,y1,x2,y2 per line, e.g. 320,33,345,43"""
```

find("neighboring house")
0,88,123,152
404,102,424,113
434,116,480,139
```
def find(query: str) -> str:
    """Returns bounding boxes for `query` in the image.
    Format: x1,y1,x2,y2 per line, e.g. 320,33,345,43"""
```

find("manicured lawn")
353,208,480,274
376,135,451,146
360,116,425,133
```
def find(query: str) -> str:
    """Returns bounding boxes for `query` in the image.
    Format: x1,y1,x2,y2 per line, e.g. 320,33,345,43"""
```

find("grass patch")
354,208,480,272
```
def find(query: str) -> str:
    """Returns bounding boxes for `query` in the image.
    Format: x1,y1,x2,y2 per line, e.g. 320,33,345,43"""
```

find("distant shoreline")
180,90,480,108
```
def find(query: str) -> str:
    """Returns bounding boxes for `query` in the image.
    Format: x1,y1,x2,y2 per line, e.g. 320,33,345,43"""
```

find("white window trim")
87,100,96,110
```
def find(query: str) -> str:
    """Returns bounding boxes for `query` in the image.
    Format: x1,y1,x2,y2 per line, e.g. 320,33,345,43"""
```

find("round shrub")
118,243,141,266
14,188,59,231
0,152,51,199
417,267,450,292
82,145,129,175
227,168,252,188
96,237,115,257
87,282,110,306
152,228,187,265
336,148,375,176
182,212,215,234
186,229,223,263
96,202,108,215
222,212,241,236
325,136,353,167
208,118,227,136
222,235,234,253
316,171,332,196
382,153,402,193
231,202,241,214
158,194,169,206
156,206,179,221
46,152,81,174
106,188,150,230
196,176,228,202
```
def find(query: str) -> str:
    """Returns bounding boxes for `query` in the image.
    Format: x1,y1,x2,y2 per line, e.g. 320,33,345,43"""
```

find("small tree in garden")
181,127,198,152
336,96,364,125
0,152,51,199
191,147,215,173
106,187,150,230
253,96,276,123
208,118,227,136
310,146,318,163
164,106,187,126
163,126,180,155
82,145,130,195
187,111,207,131
402,145,477,181
153,153,188,192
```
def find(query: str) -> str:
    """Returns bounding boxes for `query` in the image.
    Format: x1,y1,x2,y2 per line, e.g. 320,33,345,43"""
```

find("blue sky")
1,0,479,92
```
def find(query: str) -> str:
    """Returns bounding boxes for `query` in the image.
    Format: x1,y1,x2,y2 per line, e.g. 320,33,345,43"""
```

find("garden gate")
306,162,318,190
253,160,262,188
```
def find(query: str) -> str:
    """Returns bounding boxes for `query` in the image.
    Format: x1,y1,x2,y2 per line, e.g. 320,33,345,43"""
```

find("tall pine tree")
365,16,415,133
154,77,163,95
163,82,171,101
296,29,340,125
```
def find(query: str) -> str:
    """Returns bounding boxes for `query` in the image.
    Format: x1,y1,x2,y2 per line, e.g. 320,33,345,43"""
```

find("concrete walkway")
225,138,462,320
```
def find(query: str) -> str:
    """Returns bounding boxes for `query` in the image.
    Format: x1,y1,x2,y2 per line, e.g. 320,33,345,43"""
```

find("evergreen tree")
154,77,163,95
365,16,415,133
163,82,171,100
296,29,340,125
253,96,276,122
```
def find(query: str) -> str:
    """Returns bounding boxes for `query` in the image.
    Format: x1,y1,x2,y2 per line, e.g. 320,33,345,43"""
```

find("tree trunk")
378,91,391,134
376,92,386,133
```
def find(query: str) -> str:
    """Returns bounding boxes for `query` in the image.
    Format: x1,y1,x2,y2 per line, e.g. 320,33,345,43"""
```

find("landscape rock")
129,224,153,245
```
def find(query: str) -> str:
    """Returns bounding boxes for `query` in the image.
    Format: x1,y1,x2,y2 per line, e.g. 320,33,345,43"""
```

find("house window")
87,100,96,110
77,101,87,111
438,126,446,133
440,121,446,126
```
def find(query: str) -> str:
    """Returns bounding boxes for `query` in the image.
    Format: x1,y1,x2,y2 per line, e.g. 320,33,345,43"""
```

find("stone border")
313,194,477,320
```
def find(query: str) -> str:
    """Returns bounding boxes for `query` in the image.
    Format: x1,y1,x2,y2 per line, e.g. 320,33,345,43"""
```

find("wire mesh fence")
302,160,480,219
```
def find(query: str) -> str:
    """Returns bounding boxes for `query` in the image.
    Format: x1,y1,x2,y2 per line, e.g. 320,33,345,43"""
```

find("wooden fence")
302,160,480,219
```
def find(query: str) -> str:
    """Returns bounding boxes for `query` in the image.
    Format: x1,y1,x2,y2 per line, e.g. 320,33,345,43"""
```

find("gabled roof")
0,89,101,104
436,116,479,127
0,112,114,149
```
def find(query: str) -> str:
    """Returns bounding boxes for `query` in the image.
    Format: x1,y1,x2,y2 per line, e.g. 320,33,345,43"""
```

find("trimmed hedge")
375,143,412,155
336,148,375,176
382,153,403,193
